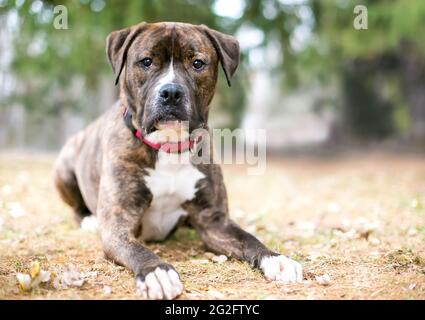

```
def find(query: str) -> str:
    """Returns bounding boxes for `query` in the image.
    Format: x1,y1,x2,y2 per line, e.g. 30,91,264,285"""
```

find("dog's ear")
200,25,240,87
106,22,147,85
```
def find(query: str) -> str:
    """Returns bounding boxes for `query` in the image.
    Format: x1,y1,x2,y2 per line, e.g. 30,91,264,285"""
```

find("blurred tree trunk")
339,59,395,141
399,41,425,144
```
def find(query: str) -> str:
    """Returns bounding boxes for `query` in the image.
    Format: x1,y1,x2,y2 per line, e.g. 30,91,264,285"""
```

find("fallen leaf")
408,283,416,290
34,226,44,235
16,261,51,292
211,255,228,264
53,264,92,289
410,199,422,210
344,229,358,240
38,270,51,282
30,261,41,279
16,273,32,291
7,202,27,218
296,221,316,237
327,202,340,214
355,217,380,234
308,252,322,261
407,228,417,237
102,285,112,295
207,290,225,299
315,274,331,286
62,265,85,287
53,277,63,290
302,279,313,286
1,185,12,196
32,270,51,287
368,237,380,246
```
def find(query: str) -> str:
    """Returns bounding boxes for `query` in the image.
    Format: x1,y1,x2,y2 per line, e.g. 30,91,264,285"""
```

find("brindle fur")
54,22,278,293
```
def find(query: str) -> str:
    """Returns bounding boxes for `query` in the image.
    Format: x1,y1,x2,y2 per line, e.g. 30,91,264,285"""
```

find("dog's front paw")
135,264,183,300
260,255,303,283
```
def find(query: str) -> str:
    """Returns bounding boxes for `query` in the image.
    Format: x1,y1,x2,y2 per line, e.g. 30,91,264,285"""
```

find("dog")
53,22,302,299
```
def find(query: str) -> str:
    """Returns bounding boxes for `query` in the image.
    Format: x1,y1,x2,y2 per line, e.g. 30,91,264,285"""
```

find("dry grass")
0,151,424,300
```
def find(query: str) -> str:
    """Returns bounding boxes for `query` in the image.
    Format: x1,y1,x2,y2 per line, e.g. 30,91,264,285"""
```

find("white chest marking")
141,151,205,241
154,59,175,92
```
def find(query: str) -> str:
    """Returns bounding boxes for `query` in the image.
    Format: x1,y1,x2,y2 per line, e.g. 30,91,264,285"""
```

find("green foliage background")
1,0,425,144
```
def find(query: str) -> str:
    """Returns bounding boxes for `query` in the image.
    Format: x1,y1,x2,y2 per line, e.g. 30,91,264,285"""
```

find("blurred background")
0,0,425,152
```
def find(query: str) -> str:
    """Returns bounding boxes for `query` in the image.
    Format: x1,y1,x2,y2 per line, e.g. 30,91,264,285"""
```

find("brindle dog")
53,22,302,299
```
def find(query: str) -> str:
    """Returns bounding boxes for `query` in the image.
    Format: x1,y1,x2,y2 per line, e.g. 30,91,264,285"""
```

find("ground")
0,151,424,300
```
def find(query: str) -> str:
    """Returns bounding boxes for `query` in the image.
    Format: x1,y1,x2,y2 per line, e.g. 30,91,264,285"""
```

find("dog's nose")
159,83,184,105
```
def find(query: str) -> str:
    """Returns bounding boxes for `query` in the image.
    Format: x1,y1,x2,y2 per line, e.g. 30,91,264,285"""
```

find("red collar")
123,107,200,153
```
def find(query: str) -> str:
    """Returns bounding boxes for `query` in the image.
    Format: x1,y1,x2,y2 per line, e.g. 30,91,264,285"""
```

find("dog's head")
106,22,239,137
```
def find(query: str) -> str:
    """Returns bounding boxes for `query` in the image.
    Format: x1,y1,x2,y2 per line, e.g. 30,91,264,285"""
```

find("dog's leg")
97,172,183,300
53,136,91,223
98,209,184,299
189,208,303,283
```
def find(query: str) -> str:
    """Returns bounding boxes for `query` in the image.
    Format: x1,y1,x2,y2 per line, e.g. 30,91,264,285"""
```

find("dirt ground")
0,151,424,300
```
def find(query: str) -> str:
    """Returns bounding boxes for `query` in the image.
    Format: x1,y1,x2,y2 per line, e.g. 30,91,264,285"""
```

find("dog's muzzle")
158,83,184,106
145,83,189,133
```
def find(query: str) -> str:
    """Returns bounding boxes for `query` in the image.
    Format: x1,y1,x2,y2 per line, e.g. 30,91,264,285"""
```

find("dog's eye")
192,59,205,70
139,58,152,68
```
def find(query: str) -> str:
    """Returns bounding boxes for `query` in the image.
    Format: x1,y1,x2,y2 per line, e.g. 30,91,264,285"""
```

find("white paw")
80,216,98,232
260,255,303,283
136,267,183,300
